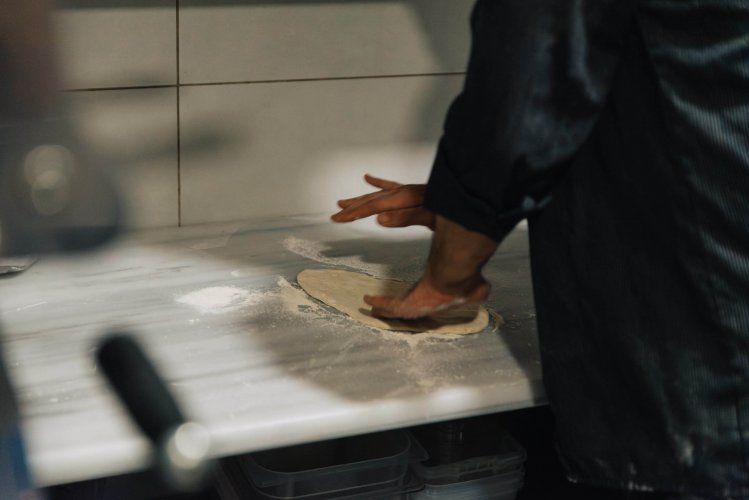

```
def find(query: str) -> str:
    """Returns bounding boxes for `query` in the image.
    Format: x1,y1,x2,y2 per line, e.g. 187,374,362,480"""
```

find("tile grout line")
178,71,468,87
176,0,182,227
62,85,176,92
61,71,467,93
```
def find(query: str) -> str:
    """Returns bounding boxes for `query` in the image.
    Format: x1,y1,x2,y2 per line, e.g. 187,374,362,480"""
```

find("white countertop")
0,215,544,487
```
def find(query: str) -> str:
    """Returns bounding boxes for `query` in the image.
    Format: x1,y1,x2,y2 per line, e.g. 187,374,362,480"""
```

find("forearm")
422,215,498,296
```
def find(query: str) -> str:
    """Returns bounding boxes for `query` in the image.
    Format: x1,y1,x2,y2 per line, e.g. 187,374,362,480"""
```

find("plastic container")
218,430,426,499
408,433,526,499
246,472,422,499
410,415,519,467
412,435,526,485
409,470,524,500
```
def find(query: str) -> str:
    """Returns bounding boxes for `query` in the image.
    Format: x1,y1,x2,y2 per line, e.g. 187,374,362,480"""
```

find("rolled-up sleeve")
425,0,637,241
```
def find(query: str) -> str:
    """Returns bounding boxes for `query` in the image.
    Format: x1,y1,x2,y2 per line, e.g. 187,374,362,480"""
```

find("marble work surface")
0,215,544,487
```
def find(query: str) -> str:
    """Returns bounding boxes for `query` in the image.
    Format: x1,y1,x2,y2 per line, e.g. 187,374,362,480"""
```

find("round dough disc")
297,269,490,334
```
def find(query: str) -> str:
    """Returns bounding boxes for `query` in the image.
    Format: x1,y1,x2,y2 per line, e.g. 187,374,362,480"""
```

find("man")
333,1,749,498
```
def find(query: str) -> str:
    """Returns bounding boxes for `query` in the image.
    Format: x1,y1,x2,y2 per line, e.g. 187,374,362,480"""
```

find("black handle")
96,334,185,446
96,333,214,493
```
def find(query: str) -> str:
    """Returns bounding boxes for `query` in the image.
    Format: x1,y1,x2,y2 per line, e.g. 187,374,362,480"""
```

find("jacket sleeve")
424,0,637,241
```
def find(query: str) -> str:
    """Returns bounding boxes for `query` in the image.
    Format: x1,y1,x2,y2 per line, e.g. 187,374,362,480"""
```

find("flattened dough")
297,269,491,334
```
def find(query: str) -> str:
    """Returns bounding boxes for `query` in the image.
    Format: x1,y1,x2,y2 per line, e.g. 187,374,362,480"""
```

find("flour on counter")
15,301,47,312
276,275,491,347
275,277,345,323
283,236,387,277
176,286,261,314
176,277,488,351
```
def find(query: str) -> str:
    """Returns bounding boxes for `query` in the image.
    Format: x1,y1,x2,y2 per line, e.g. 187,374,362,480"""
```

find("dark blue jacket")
425,1,749,495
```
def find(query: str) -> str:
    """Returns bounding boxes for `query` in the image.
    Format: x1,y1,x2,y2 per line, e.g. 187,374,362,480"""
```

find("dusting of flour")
275,277,487,346
176,286,262,314
176,277,488,347
283,236,387,277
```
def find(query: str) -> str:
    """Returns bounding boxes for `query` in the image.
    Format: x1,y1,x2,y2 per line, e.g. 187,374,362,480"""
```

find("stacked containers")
215,429,426,499
408,416,526,499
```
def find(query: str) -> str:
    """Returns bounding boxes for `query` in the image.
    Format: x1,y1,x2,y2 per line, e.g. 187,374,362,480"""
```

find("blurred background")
58,0,473,229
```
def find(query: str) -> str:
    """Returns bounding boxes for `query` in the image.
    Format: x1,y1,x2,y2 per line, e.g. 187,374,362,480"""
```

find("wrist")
423,215,498,296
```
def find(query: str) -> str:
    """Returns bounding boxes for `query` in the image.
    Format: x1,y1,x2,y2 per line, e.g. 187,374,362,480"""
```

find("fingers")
335,174,401,209
335,174,403,210
332,175,431,227
377,208,435,229
364,174,401,190
364,293,469,319
363,295,399,317
364,295,426,319
332,185,426,223
363,267,491,320
363,280,482,320
336,190,382,210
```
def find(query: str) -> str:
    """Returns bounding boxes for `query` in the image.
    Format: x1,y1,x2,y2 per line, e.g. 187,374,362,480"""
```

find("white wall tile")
179,0,473,84
179,75,464,224
56,1,177,89
68,88,179,228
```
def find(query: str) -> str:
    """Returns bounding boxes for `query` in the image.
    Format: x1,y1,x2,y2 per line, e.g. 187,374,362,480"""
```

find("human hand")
364,274,490,320
331,174,435,229
365,215,498,319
